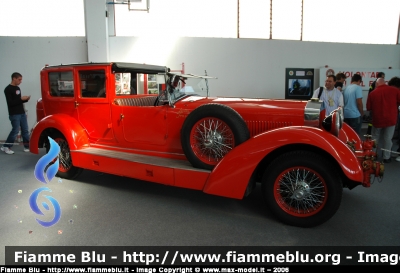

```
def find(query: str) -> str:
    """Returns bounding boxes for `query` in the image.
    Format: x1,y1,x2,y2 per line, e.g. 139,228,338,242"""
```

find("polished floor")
1,131,400,265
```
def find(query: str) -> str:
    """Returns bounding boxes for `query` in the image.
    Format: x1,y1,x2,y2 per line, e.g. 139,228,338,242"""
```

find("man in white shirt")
312,75,344,116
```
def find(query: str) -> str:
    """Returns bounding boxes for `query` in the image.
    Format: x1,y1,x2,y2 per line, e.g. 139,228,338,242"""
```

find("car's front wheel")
262,151,343,227
45,132,83,179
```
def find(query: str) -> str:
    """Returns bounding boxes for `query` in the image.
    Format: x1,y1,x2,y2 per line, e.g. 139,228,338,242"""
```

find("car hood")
175,96,311,137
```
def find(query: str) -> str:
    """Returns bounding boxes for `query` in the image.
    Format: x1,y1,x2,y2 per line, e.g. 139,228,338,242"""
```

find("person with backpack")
312,75,343,116
369,72,385,94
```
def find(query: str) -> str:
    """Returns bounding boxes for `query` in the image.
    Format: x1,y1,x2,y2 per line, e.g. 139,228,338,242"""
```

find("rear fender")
204,126,363,199
30,114,89,154
36,98,45,122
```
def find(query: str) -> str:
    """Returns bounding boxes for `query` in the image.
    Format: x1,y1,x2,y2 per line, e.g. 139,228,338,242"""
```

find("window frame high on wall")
112,0,400,45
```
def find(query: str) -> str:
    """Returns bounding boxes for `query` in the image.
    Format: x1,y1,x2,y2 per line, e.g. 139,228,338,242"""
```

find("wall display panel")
285,68,314,100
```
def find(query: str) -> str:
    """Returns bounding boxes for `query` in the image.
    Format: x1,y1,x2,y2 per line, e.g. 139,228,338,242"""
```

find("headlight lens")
322,108,342,137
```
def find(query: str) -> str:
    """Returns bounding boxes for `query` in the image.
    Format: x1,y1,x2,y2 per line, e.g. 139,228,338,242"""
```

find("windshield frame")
164,72,217,107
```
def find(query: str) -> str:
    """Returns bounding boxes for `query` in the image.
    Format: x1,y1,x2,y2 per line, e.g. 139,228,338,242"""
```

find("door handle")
120,113,124,120
75,101,79,108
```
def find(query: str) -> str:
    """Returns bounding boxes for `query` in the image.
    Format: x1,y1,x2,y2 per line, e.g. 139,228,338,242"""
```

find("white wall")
0,37,87,141
1,35,399,141
109,36,400,98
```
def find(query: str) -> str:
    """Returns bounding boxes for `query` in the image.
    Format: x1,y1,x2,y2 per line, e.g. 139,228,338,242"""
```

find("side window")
79,70,106,98
49,71,74,97
115,73,137,96
147,74,159,94
136,73,160,94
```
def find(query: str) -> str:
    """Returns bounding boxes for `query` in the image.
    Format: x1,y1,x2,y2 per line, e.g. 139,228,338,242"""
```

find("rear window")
48,71,74,97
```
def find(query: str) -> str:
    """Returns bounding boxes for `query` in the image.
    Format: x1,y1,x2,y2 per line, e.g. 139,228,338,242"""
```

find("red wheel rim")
273,166,328,217
189,117,235,166
54,138,72,172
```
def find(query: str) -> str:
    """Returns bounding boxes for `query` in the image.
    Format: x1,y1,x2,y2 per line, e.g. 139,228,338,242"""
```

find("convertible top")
112,62,169,74
42,62,169,74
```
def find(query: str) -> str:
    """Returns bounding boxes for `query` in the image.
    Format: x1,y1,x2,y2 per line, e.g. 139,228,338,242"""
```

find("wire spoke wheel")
190,117,235,165
274,167,327,217
55,138,73,172
262,151,342,227
45,132,83,179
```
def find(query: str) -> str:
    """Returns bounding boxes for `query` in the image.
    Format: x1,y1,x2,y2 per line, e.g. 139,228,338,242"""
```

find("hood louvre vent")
245,121,293,137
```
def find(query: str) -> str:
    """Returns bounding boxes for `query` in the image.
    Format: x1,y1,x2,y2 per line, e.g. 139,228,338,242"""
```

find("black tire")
45,132,83,179
181,104,250,170
261,151,343,227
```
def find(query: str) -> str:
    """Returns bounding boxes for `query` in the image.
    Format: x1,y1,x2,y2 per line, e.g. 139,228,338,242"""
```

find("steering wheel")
154,95,160,106
154,90,167,106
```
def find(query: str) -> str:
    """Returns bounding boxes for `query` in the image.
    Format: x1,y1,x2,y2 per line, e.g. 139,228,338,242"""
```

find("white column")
84,0,109,62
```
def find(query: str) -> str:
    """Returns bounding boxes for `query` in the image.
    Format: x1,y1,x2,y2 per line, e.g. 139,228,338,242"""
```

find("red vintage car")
30,62,383,227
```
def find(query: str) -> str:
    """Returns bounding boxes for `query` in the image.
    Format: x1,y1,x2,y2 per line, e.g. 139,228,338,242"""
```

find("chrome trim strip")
72,147,210,173
89,144,186,157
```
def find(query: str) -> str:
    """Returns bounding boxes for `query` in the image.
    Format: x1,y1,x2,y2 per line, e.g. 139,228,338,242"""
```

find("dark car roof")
112,62,168,74
42,62,169,74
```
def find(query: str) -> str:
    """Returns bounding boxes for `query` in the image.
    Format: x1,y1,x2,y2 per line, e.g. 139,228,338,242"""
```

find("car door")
119,103,168,145
75,67,114,141
110,72,168,146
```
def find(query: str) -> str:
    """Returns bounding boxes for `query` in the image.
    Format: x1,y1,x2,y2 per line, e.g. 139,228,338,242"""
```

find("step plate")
72,147,210,173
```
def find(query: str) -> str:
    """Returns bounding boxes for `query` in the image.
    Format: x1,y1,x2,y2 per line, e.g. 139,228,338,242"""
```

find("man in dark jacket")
1,72,30,155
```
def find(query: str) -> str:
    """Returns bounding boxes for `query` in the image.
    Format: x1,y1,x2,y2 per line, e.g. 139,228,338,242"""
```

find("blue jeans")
344,116,362,135
3,114,30,149
372,125,395,160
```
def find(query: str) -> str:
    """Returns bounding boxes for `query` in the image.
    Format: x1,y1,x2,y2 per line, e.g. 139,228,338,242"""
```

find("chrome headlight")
322,108,343,137
337,107,344,125
304,98,323,127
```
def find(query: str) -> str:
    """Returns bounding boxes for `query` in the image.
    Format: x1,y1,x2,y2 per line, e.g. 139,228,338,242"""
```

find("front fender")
30,114,89,154
204,126,363,199
339,122,363,150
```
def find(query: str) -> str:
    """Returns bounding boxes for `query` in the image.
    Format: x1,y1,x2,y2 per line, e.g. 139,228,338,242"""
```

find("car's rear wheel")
181,104,250,170
45,132,83,179
262,151,342,227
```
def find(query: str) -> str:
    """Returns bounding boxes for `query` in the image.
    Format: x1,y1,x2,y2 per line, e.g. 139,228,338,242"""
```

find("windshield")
165,73,216,105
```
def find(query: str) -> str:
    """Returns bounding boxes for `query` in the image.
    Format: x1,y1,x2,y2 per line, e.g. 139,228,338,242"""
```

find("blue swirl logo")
29,187,61,227
29,137,62,227
34,137,60,184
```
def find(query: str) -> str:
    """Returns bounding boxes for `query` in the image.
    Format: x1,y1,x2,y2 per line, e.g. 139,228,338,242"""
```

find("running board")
71,147,210,190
